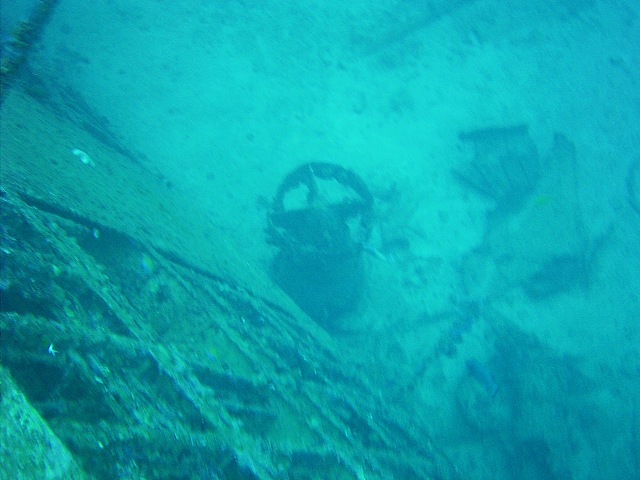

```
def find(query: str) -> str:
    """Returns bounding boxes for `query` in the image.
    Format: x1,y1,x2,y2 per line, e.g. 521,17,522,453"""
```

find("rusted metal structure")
0,87,459,478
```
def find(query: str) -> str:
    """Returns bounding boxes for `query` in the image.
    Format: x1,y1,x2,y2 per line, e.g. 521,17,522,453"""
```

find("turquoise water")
2,0,639,478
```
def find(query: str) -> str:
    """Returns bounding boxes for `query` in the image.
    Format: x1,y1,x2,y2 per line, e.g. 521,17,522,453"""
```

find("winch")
267,162,373,328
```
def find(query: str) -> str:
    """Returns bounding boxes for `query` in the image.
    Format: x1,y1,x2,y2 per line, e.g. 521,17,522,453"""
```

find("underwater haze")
2,0,640,478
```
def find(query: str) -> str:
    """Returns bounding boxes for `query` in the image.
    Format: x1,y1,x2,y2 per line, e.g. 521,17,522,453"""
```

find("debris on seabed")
71,148,95,167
